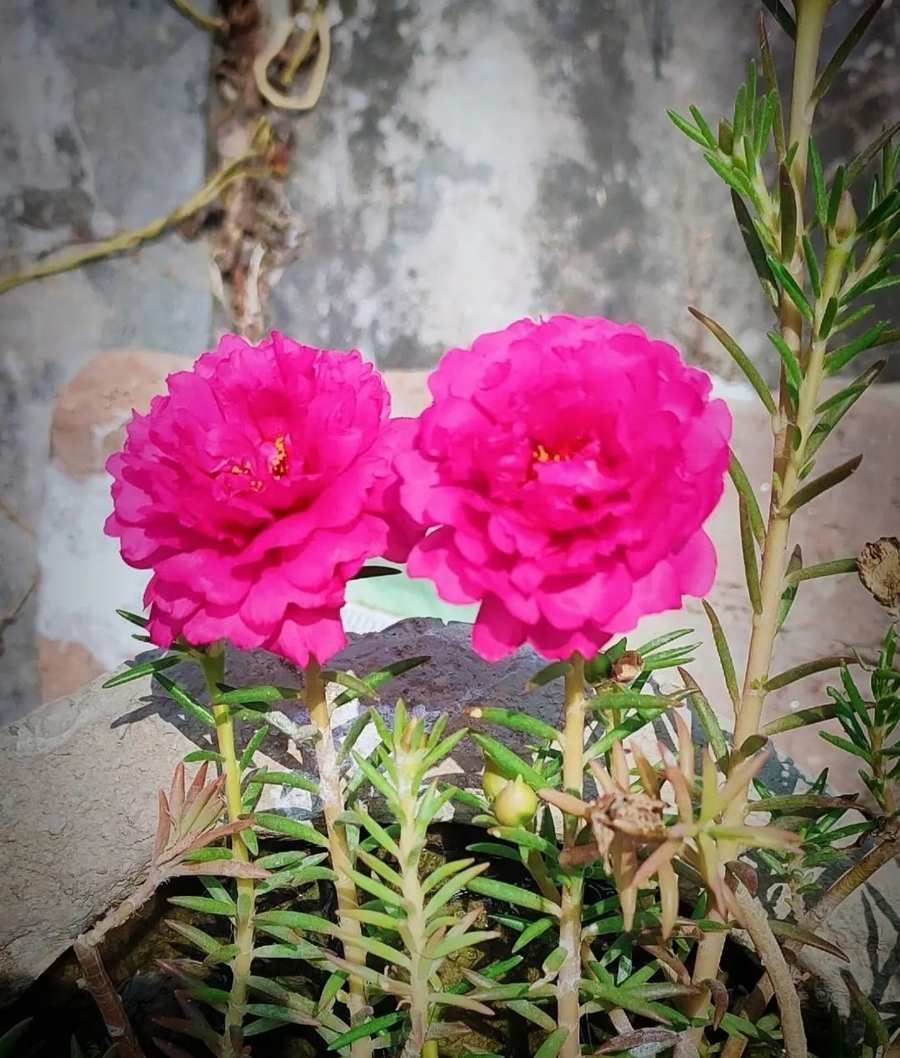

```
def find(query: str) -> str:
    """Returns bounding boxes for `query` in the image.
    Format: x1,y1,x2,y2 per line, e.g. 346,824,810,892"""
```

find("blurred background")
1,0,898,781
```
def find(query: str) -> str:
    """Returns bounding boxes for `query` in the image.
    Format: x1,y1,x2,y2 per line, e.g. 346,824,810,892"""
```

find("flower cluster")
108,317,730,668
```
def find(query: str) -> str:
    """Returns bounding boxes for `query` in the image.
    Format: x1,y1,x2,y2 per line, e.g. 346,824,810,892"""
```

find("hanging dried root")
0,119,274,296
254,0,331,111
168,0,227,34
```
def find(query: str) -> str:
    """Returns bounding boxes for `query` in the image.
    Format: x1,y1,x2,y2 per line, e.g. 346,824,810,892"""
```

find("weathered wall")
1,0,898,717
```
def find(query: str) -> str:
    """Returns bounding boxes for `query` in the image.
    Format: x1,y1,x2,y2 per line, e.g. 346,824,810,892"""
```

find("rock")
0,618,568,1001
49,350,186,480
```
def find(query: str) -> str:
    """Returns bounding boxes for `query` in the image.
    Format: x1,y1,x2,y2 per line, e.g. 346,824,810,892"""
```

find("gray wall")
0,0,898,717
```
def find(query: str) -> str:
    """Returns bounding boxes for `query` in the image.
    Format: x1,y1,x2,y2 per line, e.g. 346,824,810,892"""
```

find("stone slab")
0,618,572,1001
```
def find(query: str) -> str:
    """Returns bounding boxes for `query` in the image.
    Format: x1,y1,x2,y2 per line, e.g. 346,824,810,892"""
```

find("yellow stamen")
270,435,289,479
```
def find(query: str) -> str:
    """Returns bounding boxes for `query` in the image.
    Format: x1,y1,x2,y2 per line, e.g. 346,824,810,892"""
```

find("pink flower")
398,316,732,661
106,332,420,667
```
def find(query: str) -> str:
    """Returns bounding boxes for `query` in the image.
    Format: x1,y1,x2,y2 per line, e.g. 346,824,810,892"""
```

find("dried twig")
73,940,145,1058
0,577,38,657
730,880,807,1058
0,495,34,538
723,821,900,1058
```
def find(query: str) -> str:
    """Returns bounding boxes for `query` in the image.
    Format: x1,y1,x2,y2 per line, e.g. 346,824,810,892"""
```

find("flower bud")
833,190,857,242
612,650,643,684
482,761,509,802
492,776,538,828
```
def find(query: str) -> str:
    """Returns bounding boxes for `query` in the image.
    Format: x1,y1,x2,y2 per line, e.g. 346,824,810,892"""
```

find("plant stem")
688,0,831,1021
396,737,432,1055
305,657,372,1058
73,941,145,1058
202,644,255,1058
722,821,900,1058
558,653,586,1058
168,0,226,32
730,883,807,1058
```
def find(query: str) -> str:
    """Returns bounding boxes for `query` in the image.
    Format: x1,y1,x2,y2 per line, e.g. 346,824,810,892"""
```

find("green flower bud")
482,761,509,801
492,776,538,828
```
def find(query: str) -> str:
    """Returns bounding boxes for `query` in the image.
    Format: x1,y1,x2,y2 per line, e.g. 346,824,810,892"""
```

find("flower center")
219,434,290,495
532,439,581,464
227,460,264,492
269,435,289,479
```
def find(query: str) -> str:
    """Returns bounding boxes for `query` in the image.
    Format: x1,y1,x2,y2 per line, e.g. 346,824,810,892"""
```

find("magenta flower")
398,316,732,661
106,332,420,667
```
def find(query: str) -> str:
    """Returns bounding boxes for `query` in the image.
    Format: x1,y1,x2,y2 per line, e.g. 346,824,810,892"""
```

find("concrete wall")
0,0,898,717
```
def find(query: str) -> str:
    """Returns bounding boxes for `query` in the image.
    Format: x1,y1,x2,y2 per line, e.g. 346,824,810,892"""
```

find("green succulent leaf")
467,876,560,916
667,109,712,149
689,308,776,415
254,812,329,848
779,163,797,260
103,655,181,688
809,138,827,227
534,1028,570,1058
471,733,546,789
766,254,814,321
239,724,270,770
251,769,319,795
332,655,430,707
327,1012,406,1051
701,600,740,710
526,660,572,690
825,322,890,374
467,705,559,744
511,916,556,953
782,455,863,514
154,673,216,728
679,668,728,766
167,895,235,917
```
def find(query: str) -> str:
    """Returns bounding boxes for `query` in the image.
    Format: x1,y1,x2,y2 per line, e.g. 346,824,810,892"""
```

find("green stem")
202,644,254,1058
688,0,831,1025
557,653,586,1058
305,658,372,1058
396,737,431,1056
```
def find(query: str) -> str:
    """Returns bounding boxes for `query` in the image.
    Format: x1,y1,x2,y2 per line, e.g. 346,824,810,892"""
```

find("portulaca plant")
81,2,898,1057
